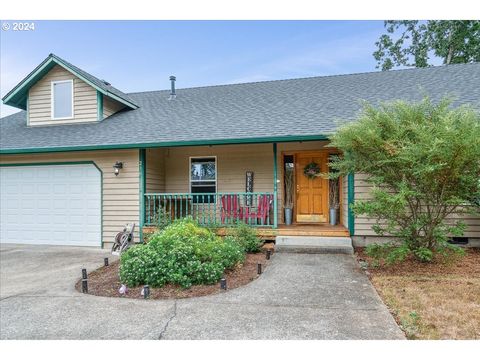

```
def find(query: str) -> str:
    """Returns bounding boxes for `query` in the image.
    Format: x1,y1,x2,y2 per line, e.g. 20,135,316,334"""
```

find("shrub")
330,97,480,263
151,205,172,231
119,217,245,288
227,221,263,253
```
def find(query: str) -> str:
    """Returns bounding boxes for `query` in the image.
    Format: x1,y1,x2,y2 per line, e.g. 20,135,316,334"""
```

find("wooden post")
273,143,278,229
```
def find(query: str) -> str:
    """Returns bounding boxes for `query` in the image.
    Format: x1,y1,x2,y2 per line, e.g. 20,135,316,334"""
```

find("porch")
139,140,354,239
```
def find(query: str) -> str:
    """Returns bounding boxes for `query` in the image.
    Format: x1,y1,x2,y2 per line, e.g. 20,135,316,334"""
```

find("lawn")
356,248,480,340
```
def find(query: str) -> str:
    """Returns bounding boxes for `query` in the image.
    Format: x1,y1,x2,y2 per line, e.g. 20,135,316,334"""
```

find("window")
190,157,216,203
51,80,73,119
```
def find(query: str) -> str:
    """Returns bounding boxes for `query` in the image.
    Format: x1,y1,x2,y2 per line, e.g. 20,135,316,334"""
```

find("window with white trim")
190,157,216,203
52,80,73,119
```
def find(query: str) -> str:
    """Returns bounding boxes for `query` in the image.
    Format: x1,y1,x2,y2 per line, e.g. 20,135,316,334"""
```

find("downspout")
139,149,146,243
273,143,278,228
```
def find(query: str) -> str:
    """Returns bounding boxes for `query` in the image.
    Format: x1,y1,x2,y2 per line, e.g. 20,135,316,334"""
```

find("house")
1,53,479,248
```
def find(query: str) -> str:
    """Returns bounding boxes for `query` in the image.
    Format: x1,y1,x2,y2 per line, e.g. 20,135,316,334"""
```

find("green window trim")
97,91,104,121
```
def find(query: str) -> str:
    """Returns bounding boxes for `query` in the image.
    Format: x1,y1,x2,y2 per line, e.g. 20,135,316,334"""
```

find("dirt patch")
76,251,270,300
356,248,480,339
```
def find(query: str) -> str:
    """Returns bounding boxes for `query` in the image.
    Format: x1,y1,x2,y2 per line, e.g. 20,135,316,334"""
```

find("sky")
1,20,390,117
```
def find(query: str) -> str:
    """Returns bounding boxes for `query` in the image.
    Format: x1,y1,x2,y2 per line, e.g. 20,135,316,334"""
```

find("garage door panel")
0,164,101,247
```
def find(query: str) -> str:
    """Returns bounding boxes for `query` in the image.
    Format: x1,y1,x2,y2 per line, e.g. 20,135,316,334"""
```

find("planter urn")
284,208,293,225
329,208,338,226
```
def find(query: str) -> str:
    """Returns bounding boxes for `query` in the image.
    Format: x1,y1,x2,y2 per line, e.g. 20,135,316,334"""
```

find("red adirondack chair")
244,194,272,225
220,194,243,224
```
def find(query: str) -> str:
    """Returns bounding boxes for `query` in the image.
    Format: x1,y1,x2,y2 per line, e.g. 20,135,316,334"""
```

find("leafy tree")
374,21,480,70
329,98,480,263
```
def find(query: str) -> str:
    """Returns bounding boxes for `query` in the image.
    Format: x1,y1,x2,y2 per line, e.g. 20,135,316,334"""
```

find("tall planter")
329,208,338,226
329,178,340,226
284,208,293,225
283,165,294,226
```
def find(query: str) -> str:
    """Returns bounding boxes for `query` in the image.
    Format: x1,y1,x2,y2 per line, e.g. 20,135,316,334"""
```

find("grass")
356,248,480,340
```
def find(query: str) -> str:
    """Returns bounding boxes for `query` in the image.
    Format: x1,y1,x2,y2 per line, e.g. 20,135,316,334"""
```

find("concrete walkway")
0,244,404,339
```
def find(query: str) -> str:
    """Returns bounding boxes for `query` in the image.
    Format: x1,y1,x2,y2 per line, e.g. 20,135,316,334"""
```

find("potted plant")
329,178,340,225
283,165,294,225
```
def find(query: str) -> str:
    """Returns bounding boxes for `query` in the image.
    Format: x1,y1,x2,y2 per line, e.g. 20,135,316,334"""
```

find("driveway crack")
158,300,177,340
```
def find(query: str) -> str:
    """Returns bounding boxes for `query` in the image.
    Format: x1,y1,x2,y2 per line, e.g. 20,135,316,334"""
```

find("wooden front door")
295,152,329,223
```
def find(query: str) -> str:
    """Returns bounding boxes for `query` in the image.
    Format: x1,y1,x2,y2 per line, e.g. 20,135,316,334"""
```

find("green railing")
144,192,276,227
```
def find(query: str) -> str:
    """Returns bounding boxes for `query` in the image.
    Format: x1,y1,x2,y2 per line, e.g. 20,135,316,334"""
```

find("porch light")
113,161,123,176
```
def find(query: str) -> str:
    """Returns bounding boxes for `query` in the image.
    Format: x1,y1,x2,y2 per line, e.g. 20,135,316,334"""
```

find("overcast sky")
1,20,389,117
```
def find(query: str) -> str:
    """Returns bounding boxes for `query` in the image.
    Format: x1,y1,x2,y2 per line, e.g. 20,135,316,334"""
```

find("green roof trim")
2,53,138,111
0,134,329,155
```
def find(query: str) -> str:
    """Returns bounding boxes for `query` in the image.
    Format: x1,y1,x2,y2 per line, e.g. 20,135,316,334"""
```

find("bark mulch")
75,251,271,300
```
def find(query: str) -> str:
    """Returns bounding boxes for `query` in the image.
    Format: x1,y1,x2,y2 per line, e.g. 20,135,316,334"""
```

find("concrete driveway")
0,244,404,339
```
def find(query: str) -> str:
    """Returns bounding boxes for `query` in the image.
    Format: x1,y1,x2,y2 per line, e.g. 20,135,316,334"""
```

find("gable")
2,53,138,112
28,65,99,126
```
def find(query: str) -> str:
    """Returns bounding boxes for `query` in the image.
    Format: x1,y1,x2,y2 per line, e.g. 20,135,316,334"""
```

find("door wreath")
303,162,321,179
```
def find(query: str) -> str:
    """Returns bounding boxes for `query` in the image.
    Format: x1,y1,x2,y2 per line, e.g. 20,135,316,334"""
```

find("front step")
275,236,354,254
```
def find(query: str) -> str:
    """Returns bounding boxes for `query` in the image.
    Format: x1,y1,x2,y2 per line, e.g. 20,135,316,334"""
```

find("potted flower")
329,178,340,225
284,166,294,225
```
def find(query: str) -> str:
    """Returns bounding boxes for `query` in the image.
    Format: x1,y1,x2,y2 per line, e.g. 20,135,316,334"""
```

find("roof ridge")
126,62,480,95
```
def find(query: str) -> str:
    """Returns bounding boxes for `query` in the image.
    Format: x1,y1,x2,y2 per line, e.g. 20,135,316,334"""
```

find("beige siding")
28,65,98,126
103,95,125,119
164,144,273,193
146,148,166,193
353,173,480,238
0,150,140,246
162,141,339,225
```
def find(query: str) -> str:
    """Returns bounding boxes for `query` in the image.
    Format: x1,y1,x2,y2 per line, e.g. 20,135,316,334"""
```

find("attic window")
51,80,73,119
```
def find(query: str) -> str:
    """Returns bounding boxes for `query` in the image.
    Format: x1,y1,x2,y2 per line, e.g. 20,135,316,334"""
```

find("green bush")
119,217,245,288
330,97,480,263
151,205,172,231
227,221,263,253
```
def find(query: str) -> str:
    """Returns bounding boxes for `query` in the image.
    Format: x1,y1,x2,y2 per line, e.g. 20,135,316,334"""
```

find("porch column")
139,148,146,243
273,142,278,228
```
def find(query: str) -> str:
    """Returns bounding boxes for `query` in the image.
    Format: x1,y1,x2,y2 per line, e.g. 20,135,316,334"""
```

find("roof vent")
169,75,176,100
102,80,111,86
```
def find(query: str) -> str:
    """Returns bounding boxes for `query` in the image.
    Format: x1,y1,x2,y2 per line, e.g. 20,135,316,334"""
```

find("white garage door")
0,164,101,247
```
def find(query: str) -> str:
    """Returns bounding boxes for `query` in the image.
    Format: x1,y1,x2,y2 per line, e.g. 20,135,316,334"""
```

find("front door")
295,152,329,223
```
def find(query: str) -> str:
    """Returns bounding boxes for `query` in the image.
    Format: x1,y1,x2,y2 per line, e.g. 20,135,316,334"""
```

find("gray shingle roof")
1,62,479,153
48,54,138,108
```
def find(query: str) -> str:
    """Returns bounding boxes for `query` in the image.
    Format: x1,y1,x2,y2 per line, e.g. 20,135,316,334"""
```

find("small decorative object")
142,285,150,299
220,278,227,290
329,178,340,225
119,284,128,295
245,171,254,206
257,263,262,275
82,279,88,294
104,257,109,266
283,165,294,225
113,161,123,176
303,162,321,179
266,250,272,260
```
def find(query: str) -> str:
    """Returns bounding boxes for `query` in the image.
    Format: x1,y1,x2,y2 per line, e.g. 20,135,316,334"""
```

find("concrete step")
275,236,354,254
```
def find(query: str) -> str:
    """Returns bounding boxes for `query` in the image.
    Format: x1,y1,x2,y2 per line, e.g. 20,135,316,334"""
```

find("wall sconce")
113,161,123,176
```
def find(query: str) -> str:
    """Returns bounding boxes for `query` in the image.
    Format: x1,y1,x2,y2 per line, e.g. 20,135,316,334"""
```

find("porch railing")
144,192,276,227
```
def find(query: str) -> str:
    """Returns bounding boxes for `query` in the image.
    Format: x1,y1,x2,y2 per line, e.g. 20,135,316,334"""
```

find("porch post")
347,172,355,236
273,142,278,228
139,149,146,243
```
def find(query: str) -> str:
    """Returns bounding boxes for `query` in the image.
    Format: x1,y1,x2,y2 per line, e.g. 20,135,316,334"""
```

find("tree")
329,98,480,263
374,21,480,71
